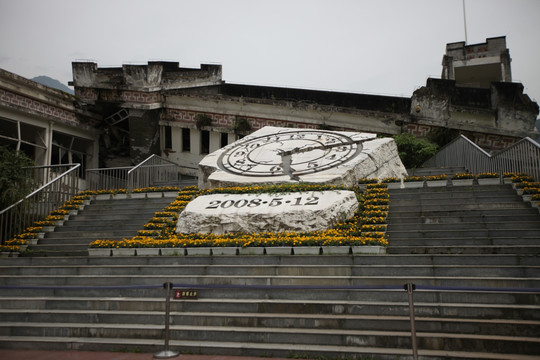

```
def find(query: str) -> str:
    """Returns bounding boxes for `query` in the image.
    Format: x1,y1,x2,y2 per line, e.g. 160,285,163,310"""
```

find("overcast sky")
1,0,539,106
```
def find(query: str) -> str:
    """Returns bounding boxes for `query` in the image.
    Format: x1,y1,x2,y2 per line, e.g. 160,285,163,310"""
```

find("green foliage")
232,117,252,134
428,127,460,148
393,132,438,169
0,146,34,210
195,114,213,129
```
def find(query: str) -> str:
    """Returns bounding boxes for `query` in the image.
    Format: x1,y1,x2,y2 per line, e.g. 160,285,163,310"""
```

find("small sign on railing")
173,289,198,299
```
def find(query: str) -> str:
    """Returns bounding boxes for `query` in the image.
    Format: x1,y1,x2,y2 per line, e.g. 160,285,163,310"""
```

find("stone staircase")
0,185,539,359
387,184,540,255
25,194,176,257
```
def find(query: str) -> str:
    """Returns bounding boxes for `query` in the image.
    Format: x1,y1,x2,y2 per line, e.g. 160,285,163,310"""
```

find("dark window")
201,130,210,154
182,128,191,152
164,126,172,149
220,133,228,148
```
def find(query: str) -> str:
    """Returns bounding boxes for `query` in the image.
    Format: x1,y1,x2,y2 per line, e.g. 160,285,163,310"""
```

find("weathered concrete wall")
72,61,222,92
163,94,406,136
128,109,161,164
411,78,539,144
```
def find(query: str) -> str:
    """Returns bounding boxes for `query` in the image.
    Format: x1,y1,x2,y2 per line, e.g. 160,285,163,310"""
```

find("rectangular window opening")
182,128,191,152
220,132,228,148
201,130,210,154
164,126,172,149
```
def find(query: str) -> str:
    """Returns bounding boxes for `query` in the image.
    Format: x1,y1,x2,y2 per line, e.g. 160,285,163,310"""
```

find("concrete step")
50,225,143,235
385,237,540,246
389,196,523,207
387,208,539,219
408,167,467,176
387,244,540,255
1,321,538,355
59,219,156,229
1,253,539,267
37,237,118,245
388,185,516,197
386,229,540,239
3,310,537,337
2,335,540,360
2,273,538,289
39,230,142,239
387,213,540,225
0,309,537,337
1,263,539,278
389,202,530,212
386,221,540,231
75,209,163,218
1,293,538,316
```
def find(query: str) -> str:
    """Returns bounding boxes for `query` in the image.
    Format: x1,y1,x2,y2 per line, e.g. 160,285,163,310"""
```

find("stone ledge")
88,246,386,257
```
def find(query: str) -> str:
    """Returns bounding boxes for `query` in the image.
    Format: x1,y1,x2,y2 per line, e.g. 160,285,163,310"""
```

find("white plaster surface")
198,126,407,188
176,190,358,234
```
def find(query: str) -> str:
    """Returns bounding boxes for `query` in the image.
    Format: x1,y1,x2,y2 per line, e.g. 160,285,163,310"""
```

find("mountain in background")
31,75,74,95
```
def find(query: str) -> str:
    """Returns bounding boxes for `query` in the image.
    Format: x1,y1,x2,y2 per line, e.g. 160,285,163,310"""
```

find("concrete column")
45,121,54,166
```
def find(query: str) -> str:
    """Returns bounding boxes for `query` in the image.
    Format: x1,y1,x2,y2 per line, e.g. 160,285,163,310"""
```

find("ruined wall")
410,78,539,149
128,109,161,164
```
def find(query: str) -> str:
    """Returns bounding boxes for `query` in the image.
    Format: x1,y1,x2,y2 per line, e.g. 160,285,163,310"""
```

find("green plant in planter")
403,176,424,182
195,114,213,130
358,178,379,184
381,177,400,183
426,174,447,181
476,172,499,179
452,173,474,180
232,117,251,134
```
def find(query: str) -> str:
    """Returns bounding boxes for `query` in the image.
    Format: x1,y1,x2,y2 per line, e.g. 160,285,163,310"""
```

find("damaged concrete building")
1,36,538,179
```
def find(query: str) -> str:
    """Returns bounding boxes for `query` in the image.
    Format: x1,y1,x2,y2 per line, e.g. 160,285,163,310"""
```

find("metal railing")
423,135,540,180
85,155,182,191
0,164,81,244
127,155,181,191
0,281,538,359
85,166,131,191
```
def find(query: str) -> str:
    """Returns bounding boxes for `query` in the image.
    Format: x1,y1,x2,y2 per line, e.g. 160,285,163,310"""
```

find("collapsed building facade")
1,36,538,179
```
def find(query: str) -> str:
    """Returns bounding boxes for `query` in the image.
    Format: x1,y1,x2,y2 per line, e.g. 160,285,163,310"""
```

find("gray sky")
1,0,539,105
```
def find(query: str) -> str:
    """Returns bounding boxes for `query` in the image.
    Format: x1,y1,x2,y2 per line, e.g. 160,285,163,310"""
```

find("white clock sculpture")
198,126,407,189
180,126,407,234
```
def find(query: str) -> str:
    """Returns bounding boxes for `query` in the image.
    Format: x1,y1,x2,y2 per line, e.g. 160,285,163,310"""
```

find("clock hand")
278,137,370,156
278,151,300,181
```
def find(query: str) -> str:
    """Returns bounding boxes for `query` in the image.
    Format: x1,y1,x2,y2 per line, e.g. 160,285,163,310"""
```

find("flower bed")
90,183,390,252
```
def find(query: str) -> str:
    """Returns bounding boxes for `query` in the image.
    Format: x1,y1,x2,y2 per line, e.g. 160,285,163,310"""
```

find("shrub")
393,133,438,169
0,146,35,210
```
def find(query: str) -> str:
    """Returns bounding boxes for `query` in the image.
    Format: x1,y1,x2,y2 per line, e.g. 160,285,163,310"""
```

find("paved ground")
0,350,295,360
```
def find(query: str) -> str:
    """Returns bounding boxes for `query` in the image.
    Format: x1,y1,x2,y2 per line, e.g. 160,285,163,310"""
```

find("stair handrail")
0,163,81,244
127,154,181,191
85,166,132,191
423,135,540,180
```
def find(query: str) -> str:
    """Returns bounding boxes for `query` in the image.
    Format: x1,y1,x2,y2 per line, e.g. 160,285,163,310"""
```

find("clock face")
217,129,370,177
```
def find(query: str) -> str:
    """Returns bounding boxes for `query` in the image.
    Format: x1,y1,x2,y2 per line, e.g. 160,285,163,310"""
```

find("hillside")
31,76,74,95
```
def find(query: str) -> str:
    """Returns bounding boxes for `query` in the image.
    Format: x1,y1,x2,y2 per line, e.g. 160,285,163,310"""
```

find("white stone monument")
198,126,407,189
176,190,358,234
176,126,406,236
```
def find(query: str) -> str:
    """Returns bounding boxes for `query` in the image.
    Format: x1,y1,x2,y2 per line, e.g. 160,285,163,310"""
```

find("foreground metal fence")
0,164,81,244
0,281,538,359
423,135,540,180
